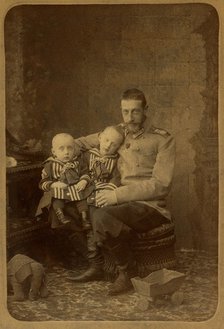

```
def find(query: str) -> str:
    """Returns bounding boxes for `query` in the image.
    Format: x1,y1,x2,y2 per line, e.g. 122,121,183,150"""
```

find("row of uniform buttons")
125,141,141,167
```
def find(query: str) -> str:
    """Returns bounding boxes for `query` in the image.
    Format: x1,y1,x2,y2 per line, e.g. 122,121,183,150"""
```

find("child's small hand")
75,180,87,192
51,182,68,189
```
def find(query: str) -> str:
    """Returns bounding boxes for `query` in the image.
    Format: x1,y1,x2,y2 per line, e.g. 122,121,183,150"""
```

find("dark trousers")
91,202,169,266
91,202,169,243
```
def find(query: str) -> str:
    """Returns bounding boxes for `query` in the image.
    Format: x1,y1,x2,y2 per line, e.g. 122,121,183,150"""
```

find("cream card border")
0,0,223,328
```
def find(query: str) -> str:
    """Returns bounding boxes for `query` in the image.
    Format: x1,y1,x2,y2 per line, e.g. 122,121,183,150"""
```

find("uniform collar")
132,127,145,139
120,115,155,139
120,124,145,139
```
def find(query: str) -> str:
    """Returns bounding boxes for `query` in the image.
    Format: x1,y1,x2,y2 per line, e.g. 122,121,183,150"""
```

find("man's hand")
51,181,68,189
75,179,88,192
95,190,117,207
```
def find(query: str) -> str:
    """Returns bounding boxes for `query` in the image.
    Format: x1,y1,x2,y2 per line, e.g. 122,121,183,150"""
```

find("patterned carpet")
7,250,218,322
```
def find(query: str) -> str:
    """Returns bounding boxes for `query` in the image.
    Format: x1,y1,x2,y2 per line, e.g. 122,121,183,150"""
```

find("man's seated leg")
68,202,169,289
68,206,104,282
68,205,131,286
68,229,104,282
92,202,170,295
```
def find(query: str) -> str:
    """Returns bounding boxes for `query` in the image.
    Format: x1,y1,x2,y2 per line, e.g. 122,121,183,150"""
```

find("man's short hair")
121,88,147,108
102,125,125,141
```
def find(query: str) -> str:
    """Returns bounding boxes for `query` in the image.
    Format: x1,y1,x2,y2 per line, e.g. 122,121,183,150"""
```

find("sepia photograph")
0,0,223,327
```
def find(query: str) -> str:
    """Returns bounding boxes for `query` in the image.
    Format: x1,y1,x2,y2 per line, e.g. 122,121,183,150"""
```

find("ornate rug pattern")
7,250,218,322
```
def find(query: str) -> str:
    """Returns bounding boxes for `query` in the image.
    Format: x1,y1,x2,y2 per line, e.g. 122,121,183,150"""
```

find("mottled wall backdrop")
5,4,218,252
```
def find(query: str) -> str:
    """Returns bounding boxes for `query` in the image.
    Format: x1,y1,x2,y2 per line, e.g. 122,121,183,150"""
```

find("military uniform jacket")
76,120,175,220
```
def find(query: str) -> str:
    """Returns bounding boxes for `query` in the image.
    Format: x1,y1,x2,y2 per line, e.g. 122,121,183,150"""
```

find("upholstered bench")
101,222,176,281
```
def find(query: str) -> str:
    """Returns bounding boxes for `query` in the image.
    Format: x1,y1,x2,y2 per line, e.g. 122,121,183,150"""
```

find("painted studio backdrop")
5,4,218,253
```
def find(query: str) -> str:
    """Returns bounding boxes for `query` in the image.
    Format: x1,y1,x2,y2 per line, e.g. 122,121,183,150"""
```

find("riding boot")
108,263,133,296
68,252,104,282
68,230,104,282
106,240,136,296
